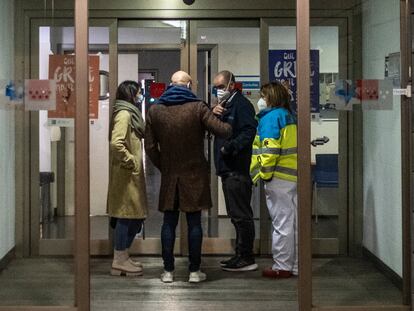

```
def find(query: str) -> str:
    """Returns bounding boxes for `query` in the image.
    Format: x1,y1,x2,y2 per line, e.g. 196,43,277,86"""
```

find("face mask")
216,73,234,102
257,98,267,111
217,89,230,102
135,94,144,105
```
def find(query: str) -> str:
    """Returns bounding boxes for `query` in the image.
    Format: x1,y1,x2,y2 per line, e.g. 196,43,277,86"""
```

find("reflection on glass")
311,0,403,306
0,2,75,307
197,27,261,245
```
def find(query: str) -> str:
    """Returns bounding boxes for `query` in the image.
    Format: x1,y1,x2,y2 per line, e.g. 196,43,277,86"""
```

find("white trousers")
264,177,298,274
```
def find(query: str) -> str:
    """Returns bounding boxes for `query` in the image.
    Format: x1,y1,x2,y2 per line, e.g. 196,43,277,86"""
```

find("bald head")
171,71,192,87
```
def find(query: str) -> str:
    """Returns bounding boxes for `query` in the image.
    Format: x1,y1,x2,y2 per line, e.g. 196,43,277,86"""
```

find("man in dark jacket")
145,71,232,283
212,70,258,272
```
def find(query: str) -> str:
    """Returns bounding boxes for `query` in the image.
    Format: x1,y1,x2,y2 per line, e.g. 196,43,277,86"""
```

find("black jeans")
161,210,203,272
222,173,255,259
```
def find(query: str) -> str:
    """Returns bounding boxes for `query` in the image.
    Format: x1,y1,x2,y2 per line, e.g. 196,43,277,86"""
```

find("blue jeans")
161,210,203,272
114,218,143,251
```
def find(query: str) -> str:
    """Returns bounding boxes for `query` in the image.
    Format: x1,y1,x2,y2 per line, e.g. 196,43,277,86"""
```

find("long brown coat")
107,109,148,219
145,101,232,213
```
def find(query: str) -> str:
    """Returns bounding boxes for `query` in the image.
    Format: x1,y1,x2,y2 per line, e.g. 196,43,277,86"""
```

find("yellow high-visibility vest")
250,107,297,183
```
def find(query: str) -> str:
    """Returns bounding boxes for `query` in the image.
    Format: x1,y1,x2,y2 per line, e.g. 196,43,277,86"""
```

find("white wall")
198,26,339,74
362,0,402,276
0,0,15,259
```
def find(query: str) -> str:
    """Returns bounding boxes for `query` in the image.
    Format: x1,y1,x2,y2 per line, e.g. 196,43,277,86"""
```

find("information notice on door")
48,55,100,120
269,50,320,113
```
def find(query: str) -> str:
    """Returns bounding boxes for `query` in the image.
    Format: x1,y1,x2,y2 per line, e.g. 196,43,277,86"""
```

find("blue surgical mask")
257,98,267,111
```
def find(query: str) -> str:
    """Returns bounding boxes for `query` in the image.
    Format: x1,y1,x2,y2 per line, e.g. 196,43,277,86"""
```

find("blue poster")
269,50,320,113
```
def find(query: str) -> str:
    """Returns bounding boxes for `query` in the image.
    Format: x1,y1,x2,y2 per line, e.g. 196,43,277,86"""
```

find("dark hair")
260,81,292,113
217,70,236,84
116,80,142,105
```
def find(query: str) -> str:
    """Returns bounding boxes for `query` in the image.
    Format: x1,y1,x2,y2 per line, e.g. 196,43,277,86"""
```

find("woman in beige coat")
107,80,148,277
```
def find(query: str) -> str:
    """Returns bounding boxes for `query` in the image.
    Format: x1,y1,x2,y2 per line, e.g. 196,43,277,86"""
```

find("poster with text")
269,50,320,113
48,55,99,119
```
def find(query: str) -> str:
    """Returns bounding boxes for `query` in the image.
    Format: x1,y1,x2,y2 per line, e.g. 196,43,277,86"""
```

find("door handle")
311,136,330,147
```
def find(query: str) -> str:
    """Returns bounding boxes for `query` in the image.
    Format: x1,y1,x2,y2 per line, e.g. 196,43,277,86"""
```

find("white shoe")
161,271,174,283
189,270,207,283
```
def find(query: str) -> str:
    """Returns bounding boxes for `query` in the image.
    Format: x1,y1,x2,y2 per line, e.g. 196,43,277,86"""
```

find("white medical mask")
216,89,225,100
217,89,230,102
257,98,268,111
135,94,144,104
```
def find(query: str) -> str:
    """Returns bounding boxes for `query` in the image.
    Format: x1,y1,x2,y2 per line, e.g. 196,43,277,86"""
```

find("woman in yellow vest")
250,81,298,278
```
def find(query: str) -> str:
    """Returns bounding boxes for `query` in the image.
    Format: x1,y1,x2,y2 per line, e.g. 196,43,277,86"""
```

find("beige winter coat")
107,109,148,219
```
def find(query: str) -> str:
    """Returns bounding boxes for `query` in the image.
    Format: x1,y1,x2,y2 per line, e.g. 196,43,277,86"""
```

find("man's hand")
213,104,226,116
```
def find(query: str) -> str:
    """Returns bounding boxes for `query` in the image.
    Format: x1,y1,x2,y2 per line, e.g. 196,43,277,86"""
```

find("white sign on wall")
24,79,57,111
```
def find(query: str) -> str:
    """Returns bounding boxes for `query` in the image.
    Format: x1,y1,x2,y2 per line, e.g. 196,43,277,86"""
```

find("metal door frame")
4,0,412,310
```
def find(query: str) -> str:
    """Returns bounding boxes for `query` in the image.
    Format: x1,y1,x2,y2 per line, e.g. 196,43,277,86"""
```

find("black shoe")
220,255,238,267
222,256,258,272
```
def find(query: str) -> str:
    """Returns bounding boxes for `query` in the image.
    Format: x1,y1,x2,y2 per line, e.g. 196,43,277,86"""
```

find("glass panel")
38,26,110,243
89,27,111,242
39,26,76,241
196,26,261,245
268,24,298,259
311,0,403,306
0,2,75,307
310,27,339,240
116,22,183,245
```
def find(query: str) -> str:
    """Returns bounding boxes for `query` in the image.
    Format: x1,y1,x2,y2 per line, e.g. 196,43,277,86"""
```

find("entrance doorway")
2,0,412,310
32,19,348,257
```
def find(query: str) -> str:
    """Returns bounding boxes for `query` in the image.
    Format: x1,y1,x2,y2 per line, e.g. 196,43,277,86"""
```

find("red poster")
48,55,100,119
234,82,243,92
150,82,166,99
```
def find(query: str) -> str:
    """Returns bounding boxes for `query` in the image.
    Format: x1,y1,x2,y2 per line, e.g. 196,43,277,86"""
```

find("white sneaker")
161,271,174,283
189,270,207,283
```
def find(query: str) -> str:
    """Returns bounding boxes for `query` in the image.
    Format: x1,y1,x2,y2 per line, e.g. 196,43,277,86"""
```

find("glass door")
194,20,262,254
258,18,346,256
115,20,187,255
33,19,117,256
309,0,412,308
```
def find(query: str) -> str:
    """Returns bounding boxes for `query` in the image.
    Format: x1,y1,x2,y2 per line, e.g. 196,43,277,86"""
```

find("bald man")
145,71,232,283
170,70,192,87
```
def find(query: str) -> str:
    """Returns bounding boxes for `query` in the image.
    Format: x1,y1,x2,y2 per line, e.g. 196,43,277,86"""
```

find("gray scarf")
110,100,145,140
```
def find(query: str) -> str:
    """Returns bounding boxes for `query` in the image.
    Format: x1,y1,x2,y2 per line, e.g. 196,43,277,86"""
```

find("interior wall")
138,50,180,84
362,0,402,276
0,0,15,259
